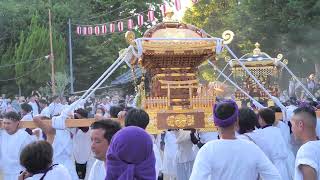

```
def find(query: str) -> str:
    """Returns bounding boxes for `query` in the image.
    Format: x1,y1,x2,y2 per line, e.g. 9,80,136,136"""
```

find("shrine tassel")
94,26,100,35
137,14,144,27
148,10,155,22
76,26,81,35
101,24,107,34
128,19,134,30
174,0,181,11
117,21,124,32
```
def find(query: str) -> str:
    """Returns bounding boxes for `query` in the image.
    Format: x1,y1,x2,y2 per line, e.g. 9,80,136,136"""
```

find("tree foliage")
0,0,163,96
183,0,320,80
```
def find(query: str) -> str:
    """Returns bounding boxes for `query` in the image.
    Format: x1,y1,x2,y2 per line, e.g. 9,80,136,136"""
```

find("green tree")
14,15,66,94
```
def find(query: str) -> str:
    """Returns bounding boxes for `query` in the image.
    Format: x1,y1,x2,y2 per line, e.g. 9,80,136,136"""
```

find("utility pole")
68,18,74,94
48,0,56,95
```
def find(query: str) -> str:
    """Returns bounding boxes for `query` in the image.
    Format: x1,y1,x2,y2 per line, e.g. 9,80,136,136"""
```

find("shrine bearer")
241,108,295,180
33,114,78,180
190,100,281,180
0,112,34,180
88,119,121,180
162,130,178,180
291,106,320,180
124,108,163,179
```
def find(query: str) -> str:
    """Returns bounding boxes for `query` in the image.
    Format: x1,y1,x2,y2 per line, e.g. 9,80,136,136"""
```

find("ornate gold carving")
142,40,216,54
276,54,283,60
125,31,136,46
222,30,234,44
167,114,194,128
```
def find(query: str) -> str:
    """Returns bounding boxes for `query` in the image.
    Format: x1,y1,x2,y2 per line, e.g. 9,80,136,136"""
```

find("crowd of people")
0,91,320,180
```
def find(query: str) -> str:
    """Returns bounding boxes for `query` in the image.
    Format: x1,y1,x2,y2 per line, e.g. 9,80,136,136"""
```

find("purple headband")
105,126,156,180
213,100,239,128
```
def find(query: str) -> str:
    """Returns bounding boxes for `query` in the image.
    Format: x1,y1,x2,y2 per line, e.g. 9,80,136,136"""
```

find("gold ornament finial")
125,31,136,46
222,30,234,44
253,42,261,55
163,6,177,22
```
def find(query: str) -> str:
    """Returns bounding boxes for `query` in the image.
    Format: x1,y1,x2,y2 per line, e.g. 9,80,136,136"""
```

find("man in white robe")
28,95,39,117
241,108,294,180
123,108,163,179
48,96,63,117
290,106,320,180
20,103,33,121
0,112,34,180
71,109,94,180
88,120,121,180
174,129,196,180
33,115,78,180
190,100,281,180
19,141,71,180
162,131,178,180
39,99,51,118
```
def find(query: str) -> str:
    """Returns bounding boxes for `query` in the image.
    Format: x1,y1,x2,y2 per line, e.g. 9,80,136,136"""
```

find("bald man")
291,106,320,180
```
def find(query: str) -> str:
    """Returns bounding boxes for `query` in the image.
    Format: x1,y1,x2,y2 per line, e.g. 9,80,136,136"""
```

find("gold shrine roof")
142,22,217,55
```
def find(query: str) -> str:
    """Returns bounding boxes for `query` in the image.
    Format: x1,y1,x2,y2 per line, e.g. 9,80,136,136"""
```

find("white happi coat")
162,131,178,176
51,116,78,180
190,139,281,180
247,126,295,180
0,129,34,180
294,140,320,180
28,102,39,117
88,160,105,180
25,164,71,180
151,135,162,178
52,130,78,180
72,128,95,180
21,113,33,121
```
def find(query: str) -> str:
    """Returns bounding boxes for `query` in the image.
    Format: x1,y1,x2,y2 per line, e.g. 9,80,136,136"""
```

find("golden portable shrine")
124,12,228,134
230,43,285,106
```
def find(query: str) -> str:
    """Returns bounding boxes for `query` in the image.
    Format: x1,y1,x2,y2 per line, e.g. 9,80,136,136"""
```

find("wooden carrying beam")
0,118,118,129
1,111,320,129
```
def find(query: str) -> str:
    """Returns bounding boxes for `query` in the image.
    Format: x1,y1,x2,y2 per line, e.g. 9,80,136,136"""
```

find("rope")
72,0,135,22
216,61,231,81
0,61,44,81
73,9,149,26
225,45,288,120
207,60,265,109
0,57,44,68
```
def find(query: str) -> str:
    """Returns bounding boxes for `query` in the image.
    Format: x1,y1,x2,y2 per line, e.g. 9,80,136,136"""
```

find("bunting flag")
76,26,81,35
175,0,181,11
128,19,134,30
94,26,100,35
160,4,166,17
82,27,87,35
87,26,93,35
101,24,107,34
137,14,144,27
109,23,115,33
148,10,155,22
117,21,124,32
